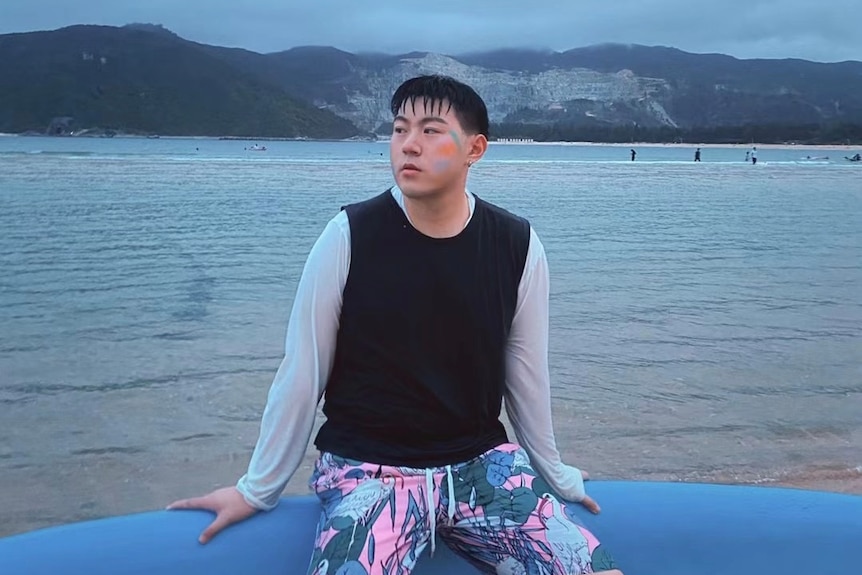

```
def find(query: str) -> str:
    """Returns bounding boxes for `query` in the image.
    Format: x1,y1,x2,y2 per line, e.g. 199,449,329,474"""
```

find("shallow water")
1,137,860,536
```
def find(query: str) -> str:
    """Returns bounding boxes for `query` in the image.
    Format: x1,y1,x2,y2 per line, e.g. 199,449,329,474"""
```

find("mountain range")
1,24,861,142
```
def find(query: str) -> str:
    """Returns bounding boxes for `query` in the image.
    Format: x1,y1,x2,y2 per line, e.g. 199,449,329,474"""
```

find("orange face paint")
431,131,463,173
437,139,459,156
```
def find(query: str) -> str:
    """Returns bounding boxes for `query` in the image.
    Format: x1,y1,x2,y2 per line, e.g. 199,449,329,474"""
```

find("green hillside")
0,25,360,138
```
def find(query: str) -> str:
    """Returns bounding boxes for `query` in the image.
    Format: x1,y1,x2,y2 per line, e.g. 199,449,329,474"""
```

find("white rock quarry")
334,53,677,131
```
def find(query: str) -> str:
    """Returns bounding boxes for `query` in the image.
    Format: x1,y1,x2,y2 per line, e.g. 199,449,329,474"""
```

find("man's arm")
236,212,350,510
503,227,594,508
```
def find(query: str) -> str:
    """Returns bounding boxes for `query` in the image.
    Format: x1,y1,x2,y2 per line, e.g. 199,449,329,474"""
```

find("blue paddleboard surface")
1,481,860,575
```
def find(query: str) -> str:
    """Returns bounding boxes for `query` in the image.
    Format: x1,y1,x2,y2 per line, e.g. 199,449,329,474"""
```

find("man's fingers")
581,470,591,481
199,514,231,544
580,495,601,515
166,496,211,511
165,498,190,510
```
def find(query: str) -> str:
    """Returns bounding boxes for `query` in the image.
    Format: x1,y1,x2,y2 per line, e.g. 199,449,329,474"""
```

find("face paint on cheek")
449,130,463,151
432,159,453,172
430,131,462,173
437,140,458,157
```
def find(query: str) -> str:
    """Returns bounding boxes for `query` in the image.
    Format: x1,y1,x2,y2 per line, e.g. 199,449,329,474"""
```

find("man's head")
389,75,489,200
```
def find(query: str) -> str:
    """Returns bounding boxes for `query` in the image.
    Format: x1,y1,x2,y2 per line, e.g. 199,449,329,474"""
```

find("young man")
169,75,622,575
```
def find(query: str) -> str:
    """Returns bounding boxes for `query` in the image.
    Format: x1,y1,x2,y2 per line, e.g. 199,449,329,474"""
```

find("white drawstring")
424,469,436,555
424,465,457,556
445,465,455,526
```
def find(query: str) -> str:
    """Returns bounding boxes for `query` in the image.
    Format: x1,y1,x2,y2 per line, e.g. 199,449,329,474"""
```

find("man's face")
390,98,480,199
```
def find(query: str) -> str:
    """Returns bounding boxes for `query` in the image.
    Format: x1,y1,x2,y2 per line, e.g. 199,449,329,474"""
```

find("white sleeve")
503,227,587,502
235,211,350,510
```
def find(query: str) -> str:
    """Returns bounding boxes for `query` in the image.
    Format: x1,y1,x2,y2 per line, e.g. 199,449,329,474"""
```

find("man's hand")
579,470,601,514
166,486,258,544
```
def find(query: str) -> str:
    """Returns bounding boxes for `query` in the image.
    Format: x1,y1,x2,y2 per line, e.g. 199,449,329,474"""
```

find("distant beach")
489,140,862,151
5,131,861,153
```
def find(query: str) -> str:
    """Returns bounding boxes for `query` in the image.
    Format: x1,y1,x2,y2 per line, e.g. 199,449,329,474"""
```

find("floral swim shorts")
306,443,618,574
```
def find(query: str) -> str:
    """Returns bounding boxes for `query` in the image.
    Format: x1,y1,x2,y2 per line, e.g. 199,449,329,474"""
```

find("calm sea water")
1,136,860,536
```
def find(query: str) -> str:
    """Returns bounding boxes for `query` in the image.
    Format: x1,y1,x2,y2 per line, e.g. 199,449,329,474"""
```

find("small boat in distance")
246,144,267,151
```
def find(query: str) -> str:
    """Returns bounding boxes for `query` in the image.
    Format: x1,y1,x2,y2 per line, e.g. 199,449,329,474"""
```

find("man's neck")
403,187,470,239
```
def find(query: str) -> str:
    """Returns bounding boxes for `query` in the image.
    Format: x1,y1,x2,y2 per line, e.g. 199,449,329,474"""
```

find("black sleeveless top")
313,190,531,466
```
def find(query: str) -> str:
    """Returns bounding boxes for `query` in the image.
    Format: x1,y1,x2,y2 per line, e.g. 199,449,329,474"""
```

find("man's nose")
401,130,420,155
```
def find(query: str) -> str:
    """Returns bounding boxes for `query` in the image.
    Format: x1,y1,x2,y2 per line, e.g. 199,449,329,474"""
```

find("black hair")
390,75,490,138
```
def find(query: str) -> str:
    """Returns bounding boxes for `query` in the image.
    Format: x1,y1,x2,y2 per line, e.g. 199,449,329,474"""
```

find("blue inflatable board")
1,481,860,575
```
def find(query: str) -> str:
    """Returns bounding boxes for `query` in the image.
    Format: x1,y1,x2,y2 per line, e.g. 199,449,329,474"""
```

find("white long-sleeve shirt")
236,186,586,510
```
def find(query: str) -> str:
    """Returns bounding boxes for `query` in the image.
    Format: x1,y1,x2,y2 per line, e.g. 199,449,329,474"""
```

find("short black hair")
390,75,490,138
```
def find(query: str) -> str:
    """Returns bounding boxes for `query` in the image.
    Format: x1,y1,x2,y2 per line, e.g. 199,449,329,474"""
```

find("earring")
467,160,474,167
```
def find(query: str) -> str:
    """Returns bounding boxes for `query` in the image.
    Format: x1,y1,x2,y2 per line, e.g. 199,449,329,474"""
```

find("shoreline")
489,140,861,151
3,458,859,540
639,464,862,495
3,132,860,151
754,466,862,495
2,403,860,539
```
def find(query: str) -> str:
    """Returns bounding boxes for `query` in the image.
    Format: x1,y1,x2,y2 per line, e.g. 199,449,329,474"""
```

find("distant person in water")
694,148,701,162
745,151,750,162
630,148,636,161
751,146,758,164
168,74,623,575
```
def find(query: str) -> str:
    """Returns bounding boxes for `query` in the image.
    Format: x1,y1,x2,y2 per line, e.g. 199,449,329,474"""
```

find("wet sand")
7,451,859,540
2,415,859,539
754,466,862,495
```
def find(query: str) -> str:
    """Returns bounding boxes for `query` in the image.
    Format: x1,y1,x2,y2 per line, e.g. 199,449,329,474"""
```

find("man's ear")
466,134,488,166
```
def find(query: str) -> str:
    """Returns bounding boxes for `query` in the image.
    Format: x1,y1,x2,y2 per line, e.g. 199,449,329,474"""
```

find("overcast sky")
0,0,858,63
